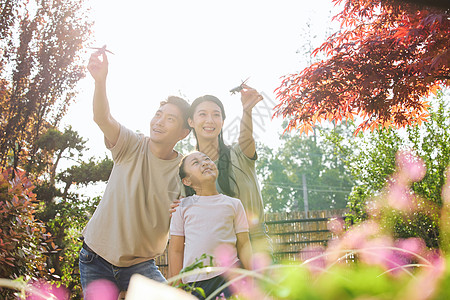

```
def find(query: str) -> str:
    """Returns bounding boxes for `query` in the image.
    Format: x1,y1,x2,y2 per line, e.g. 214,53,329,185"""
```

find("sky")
61,0,341,160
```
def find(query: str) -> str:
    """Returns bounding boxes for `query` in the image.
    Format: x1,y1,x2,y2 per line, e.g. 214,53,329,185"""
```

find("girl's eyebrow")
189,158,199,165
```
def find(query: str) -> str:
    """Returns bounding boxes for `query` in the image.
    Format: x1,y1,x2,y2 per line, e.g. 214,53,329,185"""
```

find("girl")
188,88,271,253
169,151,252,299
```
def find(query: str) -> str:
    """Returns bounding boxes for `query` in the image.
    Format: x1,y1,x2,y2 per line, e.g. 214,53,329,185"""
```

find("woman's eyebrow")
197,109,221,113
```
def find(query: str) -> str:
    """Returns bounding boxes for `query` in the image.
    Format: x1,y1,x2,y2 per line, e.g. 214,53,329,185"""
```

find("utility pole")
302,174,309,217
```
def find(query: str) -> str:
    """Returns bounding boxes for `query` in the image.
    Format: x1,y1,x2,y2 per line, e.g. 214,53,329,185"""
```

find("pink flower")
84,279,119,300
359,236,396,269
395,151,426,183
327,217,345,235
395,238,426,261
387,180,415,211
252,252,271,272
214,244,238,269
300,246,326,274
326,221,380,262
230,277,268,300
401,252,446,300
214,244,268,299
27,280,69,300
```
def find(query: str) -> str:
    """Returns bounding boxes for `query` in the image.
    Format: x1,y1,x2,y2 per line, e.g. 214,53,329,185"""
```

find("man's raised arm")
87,51,120,146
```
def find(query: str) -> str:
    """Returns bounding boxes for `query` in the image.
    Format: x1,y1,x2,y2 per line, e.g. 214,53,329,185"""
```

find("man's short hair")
160,96,191,130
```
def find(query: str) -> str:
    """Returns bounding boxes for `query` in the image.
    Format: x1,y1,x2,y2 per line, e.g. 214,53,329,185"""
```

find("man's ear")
182,177,191,187
179,128,190,141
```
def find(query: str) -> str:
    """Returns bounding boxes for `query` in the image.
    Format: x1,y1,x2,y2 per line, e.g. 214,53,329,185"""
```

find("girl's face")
181,152,219,188
188,101,224,141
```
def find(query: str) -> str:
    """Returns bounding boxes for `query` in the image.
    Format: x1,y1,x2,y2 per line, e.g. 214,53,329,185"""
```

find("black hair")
189,95,238,197
160,96,191,130
179,153,197,197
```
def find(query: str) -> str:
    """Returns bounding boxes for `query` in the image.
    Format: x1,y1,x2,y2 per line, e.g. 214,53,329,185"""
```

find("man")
79,50,190,295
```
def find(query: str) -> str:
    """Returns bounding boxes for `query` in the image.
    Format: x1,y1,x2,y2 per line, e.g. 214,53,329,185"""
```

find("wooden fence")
265,209,348,262
156,209,348,277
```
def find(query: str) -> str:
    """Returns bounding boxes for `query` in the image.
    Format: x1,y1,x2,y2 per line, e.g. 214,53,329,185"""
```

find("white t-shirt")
82,124,182,267
170,194,249,283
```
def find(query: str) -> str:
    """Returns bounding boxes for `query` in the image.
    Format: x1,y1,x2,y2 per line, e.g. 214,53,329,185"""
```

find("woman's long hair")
189,95,237,197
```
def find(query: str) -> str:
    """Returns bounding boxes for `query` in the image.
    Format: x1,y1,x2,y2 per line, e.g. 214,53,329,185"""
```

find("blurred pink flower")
401,252,446,300
214,244,269,299
215,292,227,300
252,252,271,272
27,280,68,300
395,151,426,183
340,221,380,249
365,199,382,218
230,277,268,300
359,236,396,268
84,279,119,300
328,217,345,235
395,238,426,261
300,246,326,274
326,221,380,262
214,244,238,269
387,181,415,211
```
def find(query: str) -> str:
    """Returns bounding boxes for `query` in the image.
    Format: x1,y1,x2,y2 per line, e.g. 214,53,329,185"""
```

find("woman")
187,86,271,253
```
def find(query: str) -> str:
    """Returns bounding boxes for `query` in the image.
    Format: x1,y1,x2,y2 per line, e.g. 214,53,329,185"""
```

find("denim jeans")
79,247,166,295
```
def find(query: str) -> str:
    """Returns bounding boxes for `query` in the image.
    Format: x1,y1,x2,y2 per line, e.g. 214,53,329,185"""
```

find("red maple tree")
274,0,449,135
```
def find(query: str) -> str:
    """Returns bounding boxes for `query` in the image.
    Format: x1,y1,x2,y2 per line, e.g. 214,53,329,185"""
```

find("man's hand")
87,51,108,84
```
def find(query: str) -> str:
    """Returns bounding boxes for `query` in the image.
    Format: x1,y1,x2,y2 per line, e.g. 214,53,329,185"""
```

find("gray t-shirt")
216,144,264,234
82,124,182,267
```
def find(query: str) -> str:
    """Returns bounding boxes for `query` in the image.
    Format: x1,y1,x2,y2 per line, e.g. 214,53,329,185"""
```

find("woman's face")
188,101,224,141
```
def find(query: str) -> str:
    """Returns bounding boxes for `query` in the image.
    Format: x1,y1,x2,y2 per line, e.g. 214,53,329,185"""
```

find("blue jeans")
79,247,166,294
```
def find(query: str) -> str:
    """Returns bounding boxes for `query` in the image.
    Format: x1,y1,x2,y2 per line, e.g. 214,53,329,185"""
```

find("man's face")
150,103,188,146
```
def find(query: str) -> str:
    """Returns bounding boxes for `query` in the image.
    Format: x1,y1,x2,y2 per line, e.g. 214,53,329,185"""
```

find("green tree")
0,0,92,169
332,90,450,248
256,143,291,212
31,127,113,296
0,169,53,299
256,123,354,212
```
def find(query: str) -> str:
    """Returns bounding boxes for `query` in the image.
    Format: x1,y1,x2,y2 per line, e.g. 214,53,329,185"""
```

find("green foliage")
180,253,214,275
175,133,196,154
332,90,450,248
30,127,112,297
256,123,354,212
171,253,214,299
265,264,409,300
0,169,52,298
0,0,93,169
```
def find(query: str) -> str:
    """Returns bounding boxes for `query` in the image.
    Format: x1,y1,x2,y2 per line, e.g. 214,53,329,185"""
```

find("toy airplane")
88,45,114,55
229,77,250,95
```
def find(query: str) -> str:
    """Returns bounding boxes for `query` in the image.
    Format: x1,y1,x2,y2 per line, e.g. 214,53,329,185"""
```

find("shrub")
0,169,53,297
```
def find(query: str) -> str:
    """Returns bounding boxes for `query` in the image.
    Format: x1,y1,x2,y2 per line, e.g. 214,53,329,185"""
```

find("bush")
0,169,53,297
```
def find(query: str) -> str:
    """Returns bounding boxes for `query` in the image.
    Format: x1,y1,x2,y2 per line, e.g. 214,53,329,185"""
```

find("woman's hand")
240,84,263,112
169,199,181,217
